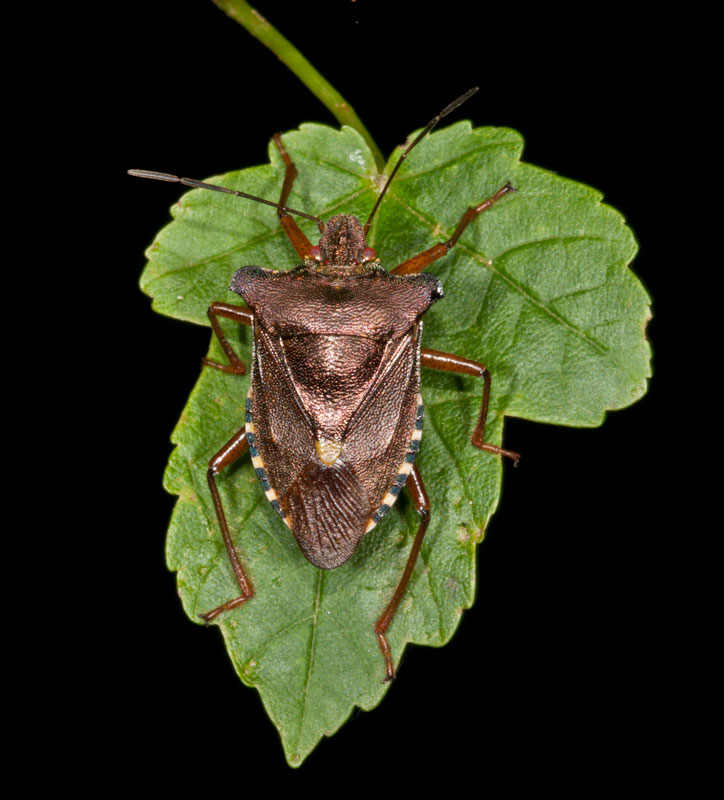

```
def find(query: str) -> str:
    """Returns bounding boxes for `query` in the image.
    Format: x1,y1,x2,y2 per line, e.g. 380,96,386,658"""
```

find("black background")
87,0,678,786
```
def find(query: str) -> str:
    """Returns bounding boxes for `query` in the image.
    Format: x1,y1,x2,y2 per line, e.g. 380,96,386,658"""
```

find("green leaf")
140,122,651,765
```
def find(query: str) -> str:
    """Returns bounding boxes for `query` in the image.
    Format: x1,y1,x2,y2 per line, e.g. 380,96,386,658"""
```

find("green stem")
211,0,385,172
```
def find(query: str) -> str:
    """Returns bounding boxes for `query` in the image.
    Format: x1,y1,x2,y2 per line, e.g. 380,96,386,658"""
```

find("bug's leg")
390,183,516,276
375,463,430,683
201,303,253,374
271,133,323,259
200,426,255,624
422,348,520,464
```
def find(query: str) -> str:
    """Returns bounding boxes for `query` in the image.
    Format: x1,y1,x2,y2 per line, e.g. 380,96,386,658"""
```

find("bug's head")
310,214,376,269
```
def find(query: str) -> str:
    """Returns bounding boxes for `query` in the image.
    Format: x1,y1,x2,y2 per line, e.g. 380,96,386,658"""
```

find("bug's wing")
251,324,421,568
340,326,421,525
248,326,316,504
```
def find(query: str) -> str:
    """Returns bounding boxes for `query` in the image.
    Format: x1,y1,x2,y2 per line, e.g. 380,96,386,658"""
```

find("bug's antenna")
128,170,324,225
364,87,480,236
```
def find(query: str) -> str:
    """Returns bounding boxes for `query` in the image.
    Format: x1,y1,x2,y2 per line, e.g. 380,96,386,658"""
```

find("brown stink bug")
130,88,519,682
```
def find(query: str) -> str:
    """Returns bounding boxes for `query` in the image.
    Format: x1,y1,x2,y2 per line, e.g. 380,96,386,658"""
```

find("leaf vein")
394,140,519,182
249,615,316,661
315,157,374,180
388,192,609,356
295,570,324,753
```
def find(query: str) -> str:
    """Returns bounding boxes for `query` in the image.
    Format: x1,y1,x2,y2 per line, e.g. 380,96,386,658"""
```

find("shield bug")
130,87,519,682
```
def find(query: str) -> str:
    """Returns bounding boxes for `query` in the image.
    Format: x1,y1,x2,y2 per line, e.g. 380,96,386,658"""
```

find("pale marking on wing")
315,438,343,465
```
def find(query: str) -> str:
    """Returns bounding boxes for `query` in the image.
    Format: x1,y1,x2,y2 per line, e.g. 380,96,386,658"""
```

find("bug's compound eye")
361,247,377,264
309,245,322,262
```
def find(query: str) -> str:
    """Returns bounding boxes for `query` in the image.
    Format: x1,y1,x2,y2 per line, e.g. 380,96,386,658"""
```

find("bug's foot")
201,357,246,375
474,439,521,466
375,630,397,683
382,664,397,684
199,594,250,624
199,610,217,626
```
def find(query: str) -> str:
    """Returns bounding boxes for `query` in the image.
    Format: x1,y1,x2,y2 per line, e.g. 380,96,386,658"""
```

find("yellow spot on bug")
315,438,343,465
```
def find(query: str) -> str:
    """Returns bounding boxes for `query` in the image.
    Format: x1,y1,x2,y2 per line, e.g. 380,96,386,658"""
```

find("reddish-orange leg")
422,348,520,464
391,183,515,276
375,462,430,682
271,133,324,259
201,303,253,374
200,427,255,623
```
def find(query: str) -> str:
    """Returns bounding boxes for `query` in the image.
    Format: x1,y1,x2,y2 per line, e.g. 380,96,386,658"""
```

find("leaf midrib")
294,569,324,755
